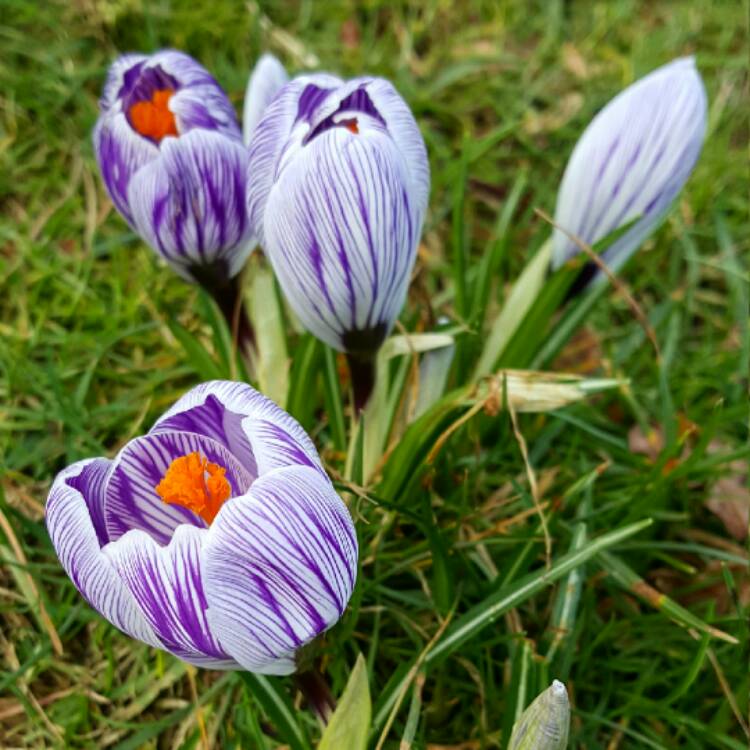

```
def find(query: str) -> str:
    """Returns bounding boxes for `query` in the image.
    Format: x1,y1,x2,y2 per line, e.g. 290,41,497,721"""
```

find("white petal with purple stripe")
151,380,323,476
264,125,417,350
127,130,255,280
246,74,343,246
104,429,254,545
104,525,238,669
46,460,161,648
552,57,707,273
203,465,358,675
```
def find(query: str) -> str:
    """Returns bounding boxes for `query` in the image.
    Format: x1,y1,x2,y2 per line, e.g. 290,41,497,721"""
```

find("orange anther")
129,88,178,142
155,451,231,525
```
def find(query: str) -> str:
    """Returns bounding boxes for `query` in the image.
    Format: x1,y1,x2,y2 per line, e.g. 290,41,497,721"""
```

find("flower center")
129,88,178,143
341,117,359,134
155,451,231,525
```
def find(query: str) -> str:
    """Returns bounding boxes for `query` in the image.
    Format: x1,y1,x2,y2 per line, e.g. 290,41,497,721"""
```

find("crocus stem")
212,274,256,356
192,269,256,360
346,351,376,412
295,669,336,725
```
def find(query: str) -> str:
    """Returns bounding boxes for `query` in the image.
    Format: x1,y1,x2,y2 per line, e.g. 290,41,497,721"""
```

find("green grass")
1,0,748,747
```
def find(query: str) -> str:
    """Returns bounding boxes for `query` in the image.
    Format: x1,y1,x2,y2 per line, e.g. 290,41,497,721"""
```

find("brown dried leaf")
628,424,664,462
561,42,589,79
706,477,750,541
523,93,584,135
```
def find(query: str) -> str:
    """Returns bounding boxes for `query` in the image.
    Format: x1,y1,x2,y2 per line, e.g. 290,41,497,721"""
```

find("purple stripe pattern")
246,75,430,352
93,50,255,284
551,57,707,276
45,381,358,674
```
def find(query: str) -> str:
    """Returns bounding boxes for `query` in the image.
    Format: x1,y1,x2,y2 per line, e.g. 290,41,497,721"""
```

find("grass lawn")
1,0,747,747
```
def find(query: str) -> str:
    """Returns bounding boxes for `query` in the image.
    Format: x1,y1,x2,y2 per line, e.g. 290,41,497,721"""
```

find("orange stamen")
342,117,359,134
129,88,178,142
155,451,231,525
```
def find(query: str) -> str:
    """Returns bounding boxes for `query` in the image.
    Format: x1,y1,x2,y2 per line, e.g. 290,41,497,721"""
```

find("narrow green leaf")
470,169,528,327
239,673,311,750
167,319,224,381
451,141,469,320
318,654,370,750
597,551,739,644
323,346,346,451
247,263,289,408
371,518,652,733
473,239,554,379
287,336,322,429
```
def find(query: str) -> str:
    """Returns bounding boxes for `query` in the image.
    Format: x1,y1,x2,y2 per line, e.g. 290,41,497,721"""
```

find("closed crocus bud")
46,381,358,674
93,51,255,292
510,680,570,750
243,53,289,144
551,57,707,284
247,74,430,407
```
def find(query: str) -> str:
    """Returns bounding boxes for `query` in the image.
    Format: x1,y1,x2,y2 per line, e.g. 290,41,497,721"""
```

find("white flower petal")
552,57,707,274
203,465,358,675
243,53,290,144
45,460,161,648
104,525,238,668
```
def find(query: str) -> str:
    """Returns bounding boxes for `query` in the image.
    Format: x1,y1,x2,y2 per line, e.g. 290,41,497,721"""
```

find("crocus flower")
93,50,254,288
46,381,358,675
246,73,430,405
551,57,707,280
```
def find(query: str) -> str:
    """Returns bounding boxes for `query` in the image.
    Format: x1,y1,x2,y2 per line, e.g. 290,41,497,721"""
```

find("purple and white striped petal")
243,53,290,144
46,460,161,648
93,114,158,226
151,380,323,477
246,74,343,246
104,429,254,545
340,78,429,217
127,130,255,281
104,525,238,669
247,74,429,353
203,465,358,675
126,50,241,140
99,53,148,114
263,125,417,351
552,57,707,273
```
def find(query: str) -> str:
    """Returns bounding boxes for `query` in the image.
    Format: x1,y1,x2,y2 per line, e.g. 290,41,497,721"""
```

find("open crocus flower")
93,50,254,288
551,57,707,282
46,381,358,675
246,74,429,405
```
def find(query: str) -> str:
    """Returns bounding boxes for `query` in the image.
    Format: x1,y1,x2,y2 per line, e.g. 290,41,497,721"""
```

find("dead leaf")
706,477,750,541
628,424,664,462
561,42,589,79
523,92,583,135
340,18,360,49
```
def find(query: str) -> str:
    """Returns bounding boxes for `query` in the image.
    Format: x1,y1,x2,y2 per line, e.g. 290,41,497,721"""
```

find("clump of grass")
1,1,747,748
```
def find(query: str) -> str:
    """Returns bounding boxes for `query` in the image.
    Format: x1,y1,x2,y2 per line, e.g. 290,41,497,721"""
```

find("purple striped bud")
93,51,255,284
246,74,430,356
552,57,707,279
46,381,358,674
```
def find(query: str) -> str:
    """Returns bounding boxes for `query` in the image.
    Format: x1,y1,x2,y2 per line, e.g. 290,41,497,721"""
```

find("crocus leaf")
247,260,290,408
318,654,371,750
474,239,553,380
240,672,311,750
166,318,224,381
